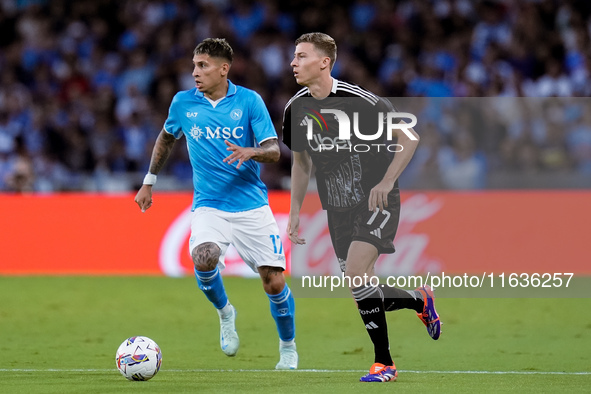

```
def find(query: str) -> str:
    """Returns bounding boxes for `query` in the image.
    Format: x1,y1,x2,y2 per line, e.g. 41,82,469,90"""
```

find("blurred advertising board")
0,191,589,277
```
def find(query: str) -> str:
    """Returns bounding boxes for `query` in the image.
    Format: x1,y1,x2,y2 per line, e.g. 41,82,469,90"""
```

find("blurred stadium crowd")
1,0,590,192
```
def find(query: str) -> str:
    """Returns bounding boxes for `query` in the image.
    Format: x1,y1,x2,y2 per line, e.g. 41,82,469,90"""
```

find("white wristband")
143,173,157,185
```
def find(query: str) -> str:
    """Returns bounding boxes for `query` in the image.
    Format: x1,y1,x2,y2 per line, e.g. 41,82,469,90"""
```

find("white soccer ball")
115,336,162,381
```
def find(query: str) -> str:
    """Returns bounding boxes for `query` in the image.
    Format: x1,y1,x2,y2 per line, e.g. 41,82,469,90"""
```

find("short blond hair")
295,32,337,70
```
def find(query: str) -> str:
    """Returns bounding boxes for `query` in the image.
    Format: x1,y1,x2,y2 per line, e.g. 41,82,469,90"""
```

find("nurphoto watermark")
293,97,416,153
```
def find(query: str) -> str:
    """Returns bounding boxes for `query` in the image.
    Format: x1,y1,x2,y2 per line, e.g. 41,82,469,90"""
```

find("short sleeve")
281,104,292,149
163,93,183,139
282,100,307,152
250,92,277,144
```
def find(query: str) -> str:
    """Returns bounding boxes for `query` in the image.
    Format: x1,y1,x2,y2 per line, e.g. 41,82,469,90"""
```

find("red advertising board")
0,191,589,276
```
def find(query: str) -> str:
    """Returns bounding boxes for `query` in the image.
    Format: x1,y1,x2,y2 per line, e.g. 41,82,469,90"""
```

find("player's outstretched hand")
287,213,306,245
134,185,153,213
223,140,254,169
368,179,395,212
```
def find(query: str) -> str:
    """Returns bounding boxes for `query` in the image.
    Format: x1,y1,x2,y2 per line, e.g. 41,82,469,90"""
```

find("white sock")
217,301,233,318
280,339,295,348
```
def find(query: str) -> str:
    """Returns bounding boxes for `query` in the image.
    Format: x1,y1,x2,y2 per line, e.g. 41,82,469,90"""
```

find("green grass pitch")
1,276,590,393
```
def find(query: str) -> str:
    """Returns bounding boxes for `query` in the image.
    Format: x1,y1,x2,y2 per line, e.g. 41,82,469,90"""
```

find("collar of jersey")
194,79,237,98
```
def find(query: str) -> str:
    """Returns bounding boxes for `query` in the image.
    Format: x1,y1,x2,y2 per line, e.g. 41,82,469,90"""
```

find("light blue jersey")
164,80,276,212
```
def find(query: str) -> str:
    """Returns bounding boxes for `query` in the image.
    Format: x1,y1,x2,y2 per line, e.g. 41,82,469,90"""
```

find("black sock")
381,286,424,313
352,286,392,366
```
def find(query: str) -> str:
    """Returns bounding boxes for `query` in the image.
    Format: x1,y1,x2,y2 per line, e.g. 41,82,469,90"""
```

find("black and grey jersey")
282,78,398,212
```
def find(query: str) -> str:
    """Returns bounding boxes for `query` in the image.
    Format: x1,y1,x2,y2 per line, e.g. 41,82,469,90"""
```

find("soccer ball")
115,336,162,381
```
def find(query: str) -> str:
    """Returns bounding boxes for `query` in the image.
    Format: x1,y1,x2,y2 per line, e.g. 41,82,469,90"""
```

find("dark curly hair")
193,38,233,63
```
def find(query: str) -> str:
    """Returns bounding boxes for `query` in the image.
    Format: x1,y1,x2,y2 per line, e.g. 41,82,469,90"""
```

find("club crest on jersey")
230,109,242,120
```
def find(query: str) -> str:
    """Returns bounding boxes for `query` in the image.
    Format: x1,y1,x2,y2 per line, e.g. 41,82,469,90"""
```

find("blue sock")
267,285,295,342
194,267,228,310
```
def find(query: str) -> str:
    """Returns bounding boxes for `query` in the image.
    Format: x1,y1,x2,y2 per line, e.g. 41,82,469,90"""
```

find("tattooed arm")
134,129,177,212
148,129,177,174
223,138,280,169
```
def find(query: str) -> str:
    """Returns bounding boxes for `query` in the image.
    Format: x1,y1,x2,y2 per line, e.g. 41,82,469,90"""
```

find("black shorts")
327,188,400,270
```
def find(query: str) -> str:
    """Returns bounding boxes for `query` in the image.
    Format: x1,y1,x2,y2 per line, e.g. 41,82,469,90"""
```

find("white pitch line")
0,369,590,375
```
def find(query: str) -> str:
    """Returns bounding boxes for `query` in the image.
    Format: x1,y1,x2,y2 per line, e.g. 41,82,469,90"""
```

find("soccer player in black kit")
283,33,441,382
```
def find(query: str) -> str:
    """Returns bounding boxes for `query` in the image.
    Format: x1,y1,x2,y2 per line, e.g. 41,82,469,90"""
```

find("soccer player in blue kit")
135,38,297,369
